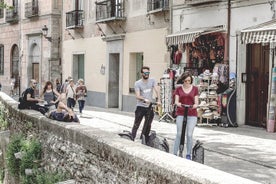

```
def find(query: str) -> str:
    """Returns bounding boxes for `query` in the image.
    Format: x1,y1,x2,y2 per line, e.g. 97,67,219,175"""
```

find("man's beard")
142,75,149,79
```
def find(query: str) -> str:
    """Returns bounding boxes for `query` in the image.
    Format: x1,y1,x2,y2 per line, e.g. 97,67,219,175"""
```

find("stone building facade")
62,0,170,112
0,0,62,95
170,0,276,128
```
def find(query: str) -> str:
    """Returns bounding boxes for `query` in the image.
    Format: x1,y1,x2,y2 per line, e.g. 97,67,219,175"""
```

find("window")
129,53,143,93
72,54,85,81
0,45,3,75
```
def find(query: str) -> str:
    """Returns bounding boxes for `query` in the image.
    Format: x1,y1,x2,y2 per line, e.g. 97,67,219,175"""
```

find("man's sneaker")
186,155,191,160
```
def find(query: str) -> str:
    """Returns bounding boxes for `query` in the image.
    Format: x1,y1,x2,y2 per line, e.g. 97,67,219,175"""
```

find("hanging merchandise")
159,76,175,122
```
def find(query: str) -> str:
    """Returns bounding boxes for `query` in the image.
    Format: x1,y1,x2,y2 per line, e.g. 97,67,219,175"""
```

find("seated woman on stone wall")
46,93,79,123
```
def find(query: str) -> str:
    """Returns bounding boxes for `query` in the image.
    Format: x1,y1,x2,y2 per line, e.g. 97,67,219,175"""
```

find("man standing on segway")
173,72,199,160
131,66,161,142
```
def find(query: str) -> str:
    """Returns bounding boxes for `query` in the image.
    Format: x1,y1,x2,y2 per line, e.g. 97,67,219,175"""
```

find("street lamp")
41,25,52,42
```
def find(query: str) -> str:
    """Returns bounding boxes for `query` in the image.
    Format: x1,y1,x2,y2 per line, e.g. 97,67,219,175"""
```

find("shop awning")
166,25,226,46
241,20,276,44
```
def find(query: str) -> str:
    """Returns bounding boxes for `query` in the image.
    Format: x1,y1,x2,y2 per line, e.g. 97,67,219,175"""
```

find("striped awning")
166,25,226,46
241,20,276,44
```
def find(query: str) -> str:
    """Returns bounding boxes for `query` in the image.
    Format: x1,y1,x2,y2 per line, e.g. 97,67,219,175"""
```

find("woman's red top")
175,85,198,117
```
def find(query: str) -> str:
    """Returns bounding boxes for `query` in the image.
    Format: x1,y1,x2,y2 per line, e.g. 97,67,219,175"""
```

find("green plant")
0,167,4,184
20,138,42,176
0,102,9,130
21,170,67,184
6,134,24,177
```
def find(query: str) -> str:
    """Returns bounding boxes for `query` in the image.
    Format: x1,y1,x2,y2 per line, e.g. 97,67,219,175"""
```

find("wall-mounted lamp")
100,64,105,75
41,25,52,42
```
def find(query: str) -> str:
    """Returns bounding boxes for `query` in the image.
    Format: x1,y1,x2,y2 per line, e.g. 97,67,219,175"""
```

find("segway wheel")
192,146,204,164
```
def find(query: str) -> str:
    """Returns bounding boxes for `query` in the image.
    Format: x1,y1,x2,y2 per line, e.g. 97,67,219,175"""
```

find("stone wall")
0,92,260,184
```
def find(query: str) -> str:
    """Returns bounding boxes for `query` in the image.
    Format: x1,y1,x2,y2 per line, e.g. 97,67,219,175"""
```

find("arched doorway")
11,45,19,95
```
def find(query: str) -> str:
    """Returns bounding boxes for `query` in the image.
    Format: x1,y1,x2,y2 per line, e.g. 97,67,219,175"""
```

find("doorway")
246,44,269,127
108,53,119,108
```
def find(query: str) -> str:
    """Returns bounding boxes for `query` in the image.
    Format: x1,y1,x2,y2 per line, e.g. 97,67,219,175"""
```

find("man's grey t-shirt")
135,78,156,107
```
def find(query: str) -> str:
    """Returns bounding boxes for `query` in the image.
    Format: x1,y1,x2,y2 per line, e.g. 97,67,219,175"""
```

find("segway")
178,104,192,158
118,102,169,153
178,104,204,164
141,102,169,153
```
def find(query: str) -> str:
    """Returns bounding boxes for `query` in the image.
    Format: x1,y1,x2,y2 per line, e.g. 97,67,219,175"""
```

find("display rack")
159,77,175,122
197,74,220,126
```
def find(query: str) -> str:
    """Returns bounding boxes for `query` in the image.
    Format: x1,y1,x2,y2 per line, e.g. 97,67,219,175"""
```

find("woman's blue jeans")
173,116,197,156
78,100,85,113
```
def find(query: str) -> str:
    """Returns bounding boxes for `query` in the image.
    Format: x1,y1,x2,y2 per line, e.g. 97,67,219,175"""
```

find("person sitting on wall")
46,93,79,123
18,79,49,115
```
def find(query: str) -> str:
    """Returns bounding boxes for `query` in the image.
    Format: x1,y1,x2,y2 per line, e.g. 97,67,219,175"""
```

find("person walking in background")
55,78,62,93
173,72,199,160
76,79,87,115
60,76,72,93
131,66,161,141
66,79,76,110
40,81,60,111
18,79,48,115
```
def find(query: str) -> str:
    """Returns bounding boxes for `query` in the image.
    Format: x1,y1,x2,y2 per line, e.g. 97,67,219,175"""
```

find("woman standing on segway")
173,72,199,160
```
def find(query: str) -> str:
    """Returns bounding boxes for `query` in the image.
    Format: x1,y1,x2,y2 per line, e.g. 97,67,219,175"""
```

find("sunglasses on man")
143,72,150,75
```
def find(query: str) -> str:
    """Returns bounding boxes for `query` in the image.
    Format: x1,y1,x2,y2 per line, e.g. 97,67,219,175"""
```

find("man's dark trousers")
131,106,154,140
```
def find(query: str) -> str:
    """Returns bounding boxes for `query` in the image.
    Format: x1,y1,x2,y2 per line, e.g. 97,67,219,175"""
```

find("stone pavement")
78,106,276,184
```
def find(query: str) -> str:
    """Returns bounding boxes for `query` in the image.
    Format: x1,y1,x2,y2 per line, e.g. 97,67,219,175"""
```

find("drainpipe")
227,0,231,66
169,0,173,34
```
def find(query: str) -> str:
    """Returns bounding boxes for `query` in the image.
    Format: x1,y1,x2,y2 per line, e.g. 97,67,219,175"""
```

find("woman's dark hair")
140,66,150,73
43,81,53,93
177,72,193,84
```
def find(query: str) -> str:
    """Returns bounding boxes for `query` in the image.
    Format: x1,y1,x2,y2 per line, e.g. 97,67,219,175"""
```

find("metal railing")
25,1,39,18
66,10,84,29
147,0,169,12
6,9,18,23
185,0,223,5
95,0,125,22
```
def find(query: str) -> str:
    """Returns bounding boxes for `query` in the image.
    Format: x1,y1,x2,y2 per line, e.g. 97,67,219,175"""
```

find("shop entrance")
246,44,269,127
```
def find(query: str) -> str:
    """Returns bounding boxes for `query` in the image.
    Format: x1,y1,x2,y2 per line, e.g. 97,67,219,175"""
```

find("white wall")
62,37,106,92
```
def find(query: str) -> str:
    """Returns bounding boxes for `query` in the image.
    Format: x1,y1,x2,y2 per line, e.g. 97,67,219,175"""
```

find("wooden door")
246,44,269,127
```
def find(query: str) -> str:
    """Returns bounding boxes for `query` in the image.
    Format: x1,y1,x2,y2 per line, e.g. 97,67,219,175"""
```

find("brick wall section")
0,92,260,184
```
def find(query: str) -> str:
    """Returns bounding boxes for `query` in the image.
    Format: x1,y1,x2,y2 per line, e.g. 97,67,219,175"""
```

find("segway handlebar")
181,104,193,108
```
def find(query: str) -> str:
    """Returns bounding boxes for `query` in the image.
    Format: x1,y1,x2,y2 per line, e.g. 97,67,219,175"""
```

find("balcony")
95,0,126,23
147,0,169,13
6,9,18,23
185,0,223,6
25,1,39,18
66,10,84,29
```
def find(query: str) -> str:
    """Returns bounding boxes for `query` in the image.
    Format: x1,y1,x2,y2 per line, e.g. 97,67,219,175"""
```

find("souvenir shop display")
197,70,221,126
159,75,175,122
166,32,229,126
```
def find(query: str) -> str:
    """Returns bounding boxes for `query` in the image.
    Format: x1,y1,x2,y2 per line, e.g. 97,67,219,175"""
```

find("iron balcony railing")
25,1,39,18
66,10,84,29
147,0,169,12
95,0,125,22
185,0,223,5
6,9,18,23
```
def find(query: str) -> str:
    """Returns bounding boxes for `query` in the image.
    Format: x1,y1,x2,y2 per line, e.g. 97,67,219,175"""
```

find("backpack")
18,89,27,109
